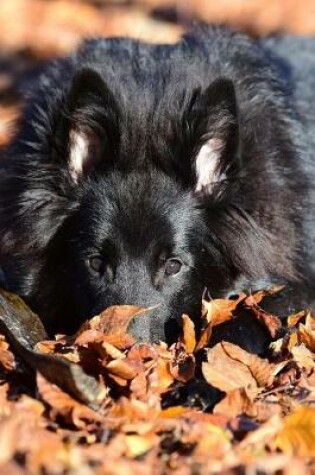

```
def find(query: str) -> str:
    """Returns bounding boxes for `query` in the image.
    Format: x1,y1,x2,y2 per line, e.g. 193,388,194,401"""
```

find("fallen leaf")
124,433,159,457
0,335,15,371
180,314,196,353
221,341,275,387
244,285,284,307
106,359,138,380
291,345,315,371
36,373,104,428
202,293,245,326
170,351,195,383
79,305,142,333
202,343,257,392
195,322,213,351
250,307,282,338
160,406,189,418
156,358,174,391
297,319,315,352
287,310,307,328
272,406,315,456
214,387,257,418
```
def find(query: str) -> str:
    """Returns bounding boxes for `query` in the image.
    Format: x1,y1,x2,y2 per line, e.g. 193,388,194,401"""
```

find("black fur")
0,26,314,342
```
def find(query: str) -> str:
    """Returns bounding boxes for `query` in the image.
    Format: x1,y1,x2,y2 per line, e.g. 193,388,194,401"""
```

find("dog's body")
0,26,314,342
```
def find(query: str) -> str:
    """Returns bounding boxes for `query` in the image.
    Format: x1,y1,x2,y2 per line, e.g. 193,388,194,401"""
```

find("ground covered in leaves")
0,2,315,474
0,288,314,474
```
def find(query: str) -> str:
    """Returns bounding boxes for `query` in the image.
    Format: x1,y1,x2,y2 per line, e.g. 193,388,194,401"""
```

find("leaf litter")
0,287,313,474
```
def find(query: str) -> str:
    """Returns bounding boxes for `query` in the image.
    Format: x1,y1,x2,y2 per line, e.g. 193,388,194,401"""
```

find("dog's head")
0,67,291,341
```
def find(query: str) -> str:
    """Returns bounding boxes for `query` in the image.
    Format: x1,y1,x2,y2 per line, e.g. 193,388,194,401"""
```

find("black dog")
0,26,314,343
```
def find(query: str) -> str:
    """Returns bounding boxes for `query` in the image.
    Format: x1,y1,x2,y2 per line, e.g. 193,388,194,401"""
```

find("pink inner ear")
195,138,225,193
69,127,102,182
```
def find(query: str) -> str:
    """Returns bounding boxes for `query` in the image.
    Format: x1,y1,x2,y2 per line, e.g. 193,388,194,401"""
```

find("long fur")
0,25,313,341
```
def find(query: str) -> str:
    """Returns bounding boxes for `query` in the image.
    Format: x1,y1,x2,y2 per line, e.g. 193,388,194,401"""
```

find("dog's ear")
189,78,239,195
55,68,120,182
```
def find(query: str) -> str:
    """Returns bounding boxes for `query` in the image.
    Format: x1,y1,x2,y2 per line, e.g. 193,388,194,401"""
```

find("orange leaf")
244,285,284,307
272,406,315,457
170,351,195,383
78,305,147,337
106,359,138,380
214,388,257,418
202,293,245,326
124,433,159,457
297,322,315,352
0,335,15,372
221,341,274,387
291,345,315,371
156,359,174,391
130,372,148,400
160,406,189,418
202,343,257,392
250,307,282,338
195,322,213,351
180,314,196,353
74,329,105,346
287,310,307,328
36,373,103,428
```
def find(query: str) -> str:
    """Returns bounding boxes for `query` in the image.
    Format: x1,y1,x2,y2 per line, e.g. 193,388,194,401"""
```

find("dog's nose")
127,307,182,344
127,307,157,342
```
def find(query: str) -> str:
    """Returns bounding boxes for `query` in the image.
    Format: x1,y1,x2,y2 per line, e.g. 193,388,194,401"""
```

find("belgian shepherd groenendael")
0,26,314,343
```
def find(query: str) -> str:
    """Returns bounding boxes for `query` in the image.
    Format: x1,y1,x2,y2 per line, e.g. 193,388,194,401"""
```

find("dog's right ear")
55,68,120,182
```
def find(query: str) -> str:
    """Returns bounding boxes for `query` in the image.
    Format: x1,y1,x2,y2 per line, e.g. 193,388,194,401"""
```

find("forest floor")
0,1,314,474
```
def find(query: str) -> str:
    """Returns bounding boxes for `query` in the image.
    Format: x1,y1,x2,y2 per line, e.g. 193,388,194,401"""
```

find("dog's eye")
88,255,105,274
164,258,182,276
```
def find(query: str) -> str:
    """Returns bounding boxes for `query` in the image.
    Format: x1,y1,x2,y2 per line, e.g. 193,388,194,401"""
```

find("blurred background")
1,0,315,146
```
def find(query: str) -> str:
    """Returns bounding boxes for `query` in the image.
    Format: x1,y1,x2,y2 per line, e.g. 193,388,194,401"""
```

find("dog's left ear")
189,78,239,194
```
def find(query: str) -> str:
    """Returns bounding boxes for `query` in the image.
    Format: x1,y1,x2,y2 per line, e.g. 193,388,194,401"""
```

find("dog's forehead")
81,172,197,250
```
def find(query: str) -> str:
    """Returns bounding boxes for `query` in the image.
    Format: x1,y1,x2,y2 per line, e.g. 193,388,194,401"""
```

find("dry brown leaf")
240,414,283,448
202,293,246,326
272,406,315,456
214,387,257,418
221,341,275,387
195,322,213,351
36,373,103,428
130,372,148,400
193,424,232,457
170,351,195,383
202,343,257,392
109,397,159,423
297,318,315,352
270,331,299,353
160,406,189,418
287,310,307,328
305,312,315,330
79,305,146,336
156,358,174,391
124,433,159,457
195,293,246,350
244,285,284,307
102,341,125,360
0,414,26,466
180,314,196,353
106,359,138,380
291,345,315,371
74,329,105,346
250,307,282,338
0,335,15,372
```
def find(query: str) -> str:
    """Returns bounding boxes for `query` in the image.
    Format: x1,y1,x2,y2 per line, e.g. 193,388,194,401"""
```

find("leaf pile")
3,0,315,148
0,289,314,474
